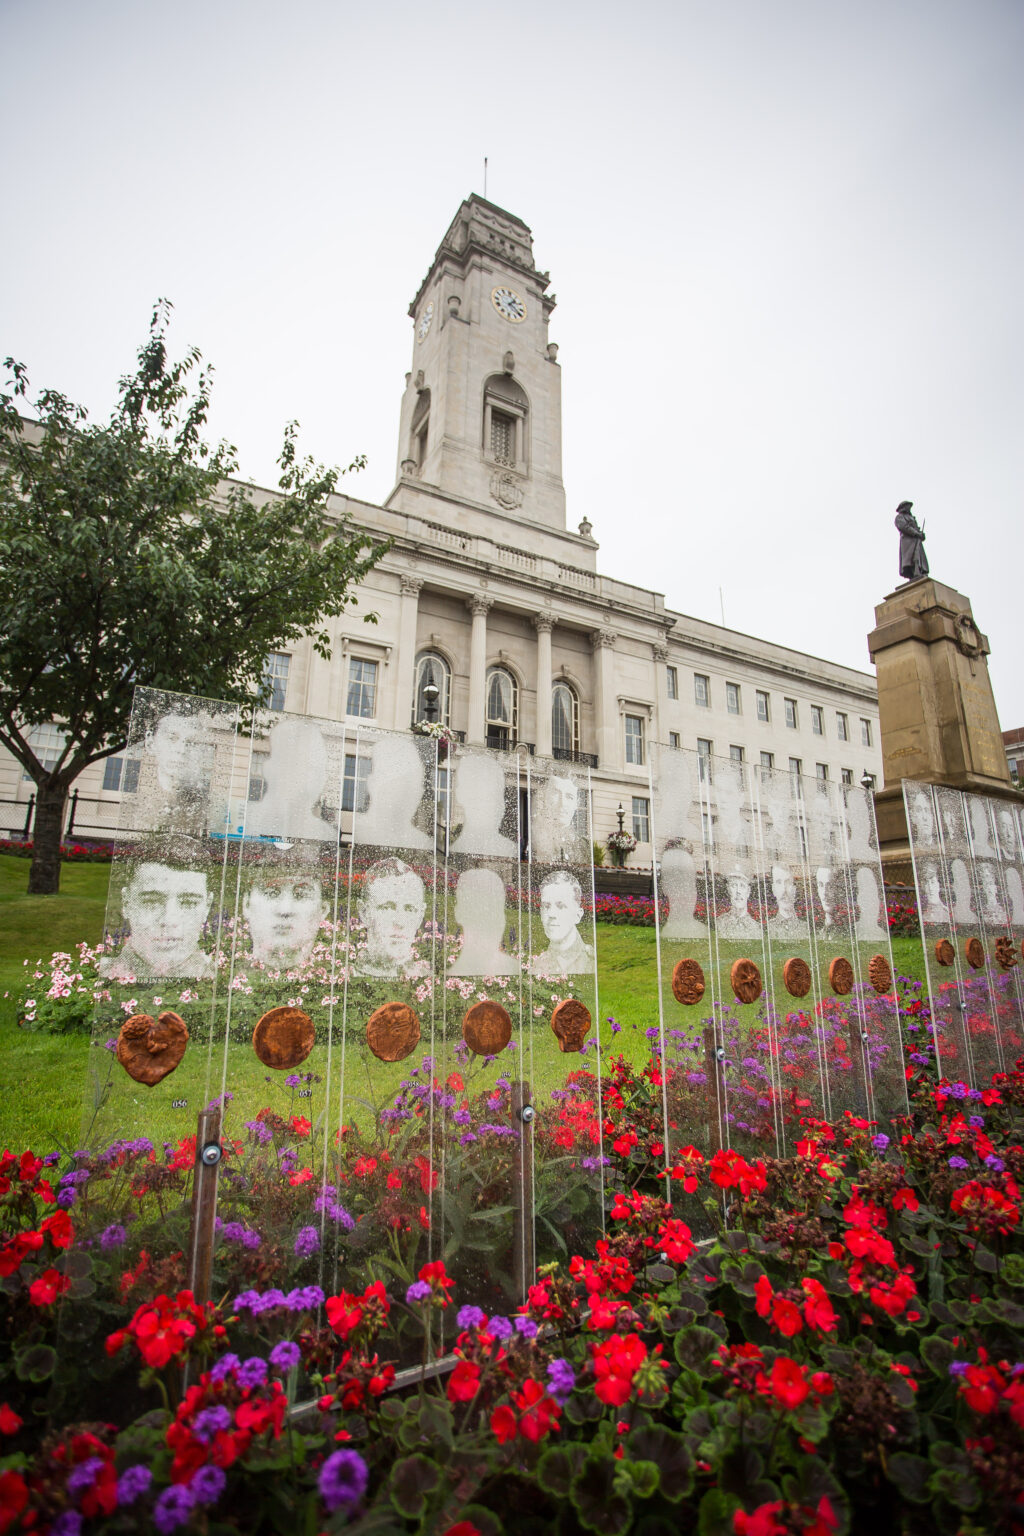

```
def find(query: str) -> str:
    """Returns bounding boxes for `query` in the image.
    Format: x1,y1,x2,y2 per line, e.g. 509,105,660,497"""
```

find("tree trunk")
27,778,69,895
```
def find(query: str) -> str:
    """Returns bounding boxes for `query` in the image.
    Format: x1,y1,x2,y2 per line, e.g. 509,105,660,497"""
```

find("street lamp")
860,772,874,792
616,802,625,834
422,682,440,723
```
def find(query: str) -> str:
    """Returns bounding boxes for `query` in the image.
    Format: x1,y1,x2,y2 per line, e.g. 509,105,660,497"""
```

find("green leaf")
615,1459,660,1499
14,1344,56,1383
388,1454,441,1520
416,1399,453,1449
920,1335,956,1377
886,1452,932,1504
673,1326,722,1378
570,1454,633,1536
1001,1252,1024,1287
537,1445,586,1497
697,1487,742,1536
626,1425,694,1502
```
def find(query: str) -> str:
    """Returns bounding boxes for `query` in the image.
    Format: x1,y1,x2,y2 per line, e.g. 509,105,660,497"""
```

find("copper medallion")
550,998,593,1052
995,936,1019,971
252,1005,316,1070
867,954,893,994
462,1000,512,1057
964,937,985,970
365,1001,421,1063
730,958,763,1004
782,957,812,999
671,957,706,1006
828,957,855,996
934,939,955,967
117,1011,189,1088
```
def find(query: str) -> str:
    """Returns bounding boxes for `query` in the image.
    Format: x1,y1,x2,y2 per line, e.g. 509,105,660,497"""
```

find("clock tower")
386,196,567,534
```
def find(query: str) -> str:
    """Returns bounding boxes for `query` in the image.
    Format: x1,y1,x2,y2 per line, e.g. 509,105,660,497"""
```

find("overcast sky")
4,0,1022,728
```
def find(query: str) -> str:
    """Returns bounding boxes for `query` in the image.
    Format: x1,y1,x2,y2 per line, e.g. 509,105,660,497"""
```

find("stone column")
533,612,555,757
590,628,618,769
394,576,423,730
652,641,670,750
466,594,492,745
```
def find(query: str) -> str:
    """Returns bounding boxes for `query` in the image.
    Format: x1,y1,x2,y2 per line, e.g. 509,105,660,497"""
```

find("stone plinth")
867,577,1014,860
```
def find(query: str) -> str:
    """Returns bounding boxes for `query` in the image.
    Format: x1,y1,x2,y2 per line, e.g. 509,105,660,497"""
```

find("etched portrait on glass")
99,837,215,981
529,868,594,977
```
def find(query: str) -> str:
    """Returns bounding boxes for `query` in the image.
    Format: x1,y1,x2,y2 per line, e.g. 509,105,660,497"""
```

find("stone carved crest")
490,471,524,510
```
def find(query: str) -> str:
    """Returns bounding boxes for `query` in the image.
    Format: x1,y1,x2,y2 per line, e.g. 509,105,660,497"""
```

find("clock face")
417,301,434,342
491,286,526,323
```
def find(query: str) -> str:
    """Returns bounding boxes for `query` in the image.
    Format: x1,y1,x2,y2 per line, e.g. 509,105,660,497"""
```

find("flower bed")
1,988,1023,1534
0,840,113,863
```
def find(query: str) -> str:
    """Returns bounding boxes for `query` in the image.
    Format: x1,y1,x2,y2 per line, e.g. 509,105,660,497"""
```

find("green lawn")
0,853,927,1154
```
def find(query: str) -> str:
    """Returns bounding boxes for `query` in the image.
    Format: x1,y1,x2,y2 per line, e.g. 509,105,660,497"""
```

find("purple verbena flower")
99,1224,128,1250
319,1448,369,1514
210,1353,240,1382
67,1458,103,1495
117,1465,152,1505
406,1280,432,1303
154,1484,196,1533
514,1316,538,1339
294,1226,320,1258
270,1340,301,1372
193,1405,232,1443
948,1156,969,1170
237,1356,268,1389
191,1464,227,1505
456,1305,486,1330
546,1357,575,1403
487,1315,512,1339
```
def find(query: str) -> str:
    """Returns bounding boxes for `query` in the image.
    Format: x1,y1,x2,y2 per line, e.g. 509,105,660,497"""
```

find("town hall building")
0,196,883,855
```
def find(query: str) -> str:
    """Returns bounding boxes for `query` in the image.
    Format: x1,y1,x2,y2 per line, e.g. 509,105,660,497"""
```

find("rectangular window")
784,698,798,730
811,705,824,736
247,764,267,802
669,731,681,749
22,722,66,779
341,753,371,814
694,674,710,708
624,714,645,766
816,762,829,780
666,666,678,700
860,718,873,747
346,658,379,719
262,653,291,712
836,712,849,742
756,690,770,723
729,744,745,762
491,410,515,466
697,737,713,782
726,681,741,715
102,756,140,794
789,757,803,797
760,751,774,771
632,796,650,842
841,768,853,785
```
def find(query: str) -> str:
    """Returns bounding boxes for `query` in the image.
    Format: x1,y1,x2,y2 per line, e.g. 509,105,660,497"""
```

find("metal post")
186,1108,223,1304
511,1080,535,1303
65,790,78,838
23,795,35,838
704,1022,727,1151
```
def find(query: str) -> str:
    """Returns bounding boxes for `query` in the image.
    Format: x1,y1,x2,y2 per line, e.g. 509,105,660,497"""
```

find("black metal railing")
552,747,598,767
485,735,535,754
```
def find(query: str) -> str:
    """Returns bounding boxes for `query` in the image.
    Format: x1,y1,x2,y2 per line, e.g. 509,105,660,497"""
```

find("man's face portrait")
360,871,426,964
122,862,212,974
540,876,584,947
547,776,578,830
151,712,211,795
727,874,748,909
772,866,796,904
245,875,325,963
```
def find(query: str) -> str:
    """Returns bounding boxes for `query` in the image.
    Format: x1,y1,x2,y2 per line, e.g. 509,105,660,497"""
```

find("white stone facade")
0,196,882,853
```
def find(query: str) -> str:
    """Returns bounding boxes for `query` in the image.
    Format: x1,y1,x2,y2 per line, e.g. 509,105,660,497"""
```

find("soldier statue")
895,500,929,581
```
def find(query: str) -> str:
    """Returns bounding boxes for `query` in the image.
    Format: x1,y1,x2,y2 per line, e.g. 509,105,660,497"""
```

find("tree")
0,301,384,894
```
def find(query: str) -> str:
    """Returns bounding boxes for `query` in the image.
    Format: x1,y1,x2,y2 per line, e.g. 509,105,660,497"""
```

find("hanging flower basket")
412,720,457,759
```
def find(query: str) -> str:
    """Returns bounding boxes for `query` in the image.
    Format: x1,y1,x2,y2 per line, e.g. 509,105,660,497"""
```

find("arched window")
551,681,579,759
414,651,451,725
485,666,518,749
482,374,529,471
